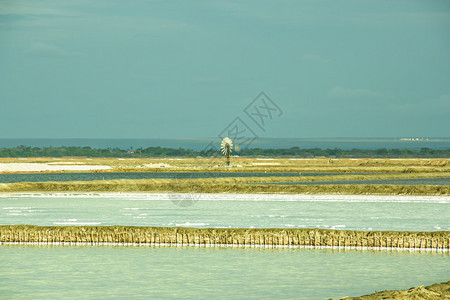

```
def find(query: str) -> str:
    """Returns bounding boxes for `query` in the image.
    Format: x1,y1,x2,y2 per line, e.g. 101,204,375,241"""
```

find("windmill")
221,137,233,166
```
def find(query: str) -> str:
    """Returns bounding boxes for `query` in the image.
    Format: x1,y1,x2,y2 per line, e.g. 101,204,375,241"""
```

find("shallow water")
0,172,373,183
1,193,448,231
1,193,449,299
0,245,448,299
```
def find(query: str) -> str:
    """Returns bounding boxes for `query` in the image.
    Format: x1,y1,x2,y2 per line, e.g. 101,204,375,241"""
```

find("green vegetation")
236,146,450,158
0,146,196,158
0,145,449,158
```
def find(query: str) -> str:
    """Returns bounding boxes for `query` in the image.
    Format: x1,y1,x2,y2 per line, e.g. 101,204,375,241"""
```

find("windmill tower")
221,137,233,166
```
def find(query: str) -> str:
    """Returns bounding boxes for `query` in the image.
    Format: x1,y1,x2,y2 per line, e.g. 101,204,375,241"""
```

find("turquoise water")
0,245,448,299
1,193,449,299
1,137,450,150
1,194,449,231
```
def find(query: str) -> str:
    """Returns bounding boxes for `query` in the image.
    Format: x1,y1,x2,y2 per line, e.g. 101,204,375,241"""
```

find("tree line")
0,145,449,158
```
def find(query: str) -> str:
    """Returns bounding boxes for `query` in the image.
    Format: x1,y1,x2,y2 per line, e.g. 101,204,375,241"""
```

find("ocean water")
0,245,448,299
1,193,448,231
1,137,449,150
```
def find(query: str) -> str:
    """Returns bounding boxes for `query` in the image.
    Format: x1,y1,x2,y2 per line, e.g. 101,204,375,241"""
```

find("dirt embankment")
334,281,450,299
0,176,449,195
1,226,449,250
1,157,449,174
1,158,448,195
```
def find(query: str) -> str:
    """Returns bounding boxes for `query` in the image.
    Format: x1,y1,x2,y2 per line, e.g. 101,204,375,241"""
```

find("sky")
0,0,449,139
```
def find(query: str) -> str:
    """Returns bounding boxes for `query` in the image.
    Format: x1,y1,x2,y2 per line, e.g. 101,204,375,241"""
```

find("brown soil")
334,281,450,299
0,158,449,195
0,176,448,195
0,157,449,174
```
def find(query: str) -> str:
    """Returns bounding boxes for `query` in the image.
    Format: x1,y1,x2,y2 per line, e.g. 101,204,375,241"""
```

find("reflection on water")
0,245,448,299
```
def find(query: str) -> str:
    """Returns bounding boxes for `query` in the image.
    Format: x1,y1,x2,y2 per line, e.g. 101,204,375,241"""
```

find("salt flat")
0,163,112,172
1,192,449,203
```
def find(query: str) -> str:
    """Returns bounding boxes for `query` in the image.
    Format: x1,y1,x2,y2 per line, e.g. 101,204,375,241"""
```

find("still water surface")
0,245,448,299
1,193,448,231
1,193,449,299
0,172,371,183
1,137,450,150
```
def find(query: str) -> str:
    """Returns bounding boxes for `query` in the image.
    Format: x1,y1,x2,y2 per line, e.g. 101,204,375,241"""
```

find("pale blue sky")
1,0,449,138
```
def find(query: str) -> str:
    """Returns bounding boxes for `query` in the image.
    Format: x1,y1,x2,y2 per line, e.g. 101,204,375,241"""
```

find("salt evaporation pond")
1,193,449,231
0,172,374,183
1,193,449,299
0,245,448,299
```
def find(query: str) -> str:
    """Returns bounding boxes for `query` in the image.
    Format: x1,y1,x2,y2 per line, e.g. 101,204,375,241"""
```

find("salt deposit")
0,163,112,173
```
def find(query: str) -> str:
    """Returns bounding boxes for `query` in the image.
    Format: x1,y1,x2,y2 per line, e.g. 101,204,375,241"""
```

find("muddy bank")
334,281,450,299
1,226,449,250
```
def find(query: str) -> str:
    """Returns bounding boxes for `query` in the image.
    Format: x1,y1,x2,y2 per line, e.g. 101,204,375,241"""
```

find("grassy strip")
0,173,450,195
1,158,448,195
1,158,449,174
1,225,449,249
0,176,449,195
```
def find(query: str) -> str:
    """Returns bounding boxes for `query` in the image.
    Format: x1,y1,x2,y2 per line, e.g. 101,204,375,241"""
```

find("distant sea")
0,138,449,151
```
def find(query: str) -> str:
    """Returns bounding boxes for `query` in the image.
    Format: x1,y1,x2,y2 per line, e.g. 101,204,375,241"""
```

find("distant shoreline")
1,145,450,158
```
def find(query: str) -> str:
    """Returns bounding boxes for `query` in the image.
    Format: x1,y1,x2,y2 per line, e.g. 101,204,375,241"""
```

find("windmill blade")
220,137,233,155
220,138,233,148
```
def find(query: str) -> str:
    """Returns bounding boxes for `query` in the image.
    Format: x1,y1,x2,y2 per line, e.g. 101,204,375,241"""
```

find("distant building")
127,148,141,154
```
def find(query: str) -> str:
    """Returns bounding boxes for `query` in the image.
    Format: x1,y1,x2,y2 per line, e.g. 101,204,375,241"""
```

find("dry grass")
2,225,448,248
1,157,449,173
0,177,448,195
336,281,450,299
0,158,449,195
